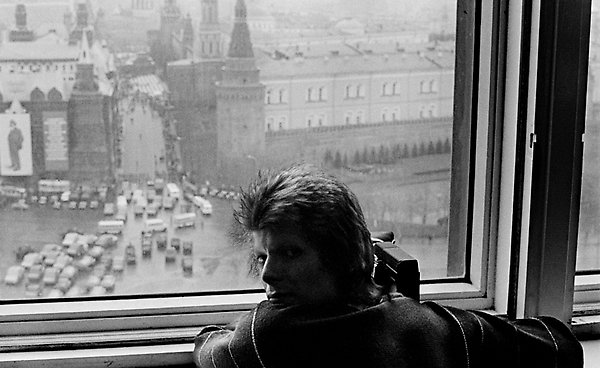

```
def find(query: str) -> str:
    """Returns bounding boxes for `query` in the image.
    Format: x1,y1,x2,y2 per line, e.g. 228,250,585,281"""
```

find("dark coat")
194,295,582,368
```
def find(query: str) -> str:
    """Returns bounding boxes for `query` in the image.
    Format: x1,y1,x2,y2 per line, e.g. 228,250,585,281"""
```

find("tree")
428,141,435,155
412,144,419,157
353,150,361,165
323,149,333,166
403,144,409,159
362,147,369,163
444,137,451,153
436,139,443,154
333,151,342,168
342,153,348,167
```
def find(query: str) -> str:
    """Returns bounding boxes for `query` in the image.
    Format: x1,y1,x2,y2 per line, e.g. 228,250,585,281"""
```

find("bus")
97,220,125,235
173,213,196,229
165,183,181,200
193,196,213,215
38,180,70,194
0,185,26,199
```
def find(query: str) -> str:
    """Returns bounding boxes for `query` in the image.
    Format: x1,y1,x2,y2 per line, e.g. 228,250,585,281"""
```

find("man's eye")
284,249,300,258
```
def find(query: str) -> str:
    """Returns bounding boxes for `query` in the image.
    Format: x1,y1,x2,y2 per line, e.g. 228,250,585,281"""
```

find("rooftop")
256,50,454,79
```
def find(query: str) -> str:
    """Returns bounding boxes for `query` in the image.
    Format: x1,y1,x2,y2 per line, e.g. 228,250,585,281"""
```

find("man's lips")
266,291,293,304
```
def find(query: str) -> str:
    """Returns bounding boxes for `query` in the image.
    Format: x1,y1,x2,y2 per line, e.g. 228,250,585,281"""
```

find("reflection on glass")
0,0,457,300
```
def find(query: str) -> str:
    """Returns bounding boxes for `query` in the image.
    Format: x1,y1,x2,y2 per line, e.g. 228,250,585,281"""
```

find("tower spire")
227,0,253,58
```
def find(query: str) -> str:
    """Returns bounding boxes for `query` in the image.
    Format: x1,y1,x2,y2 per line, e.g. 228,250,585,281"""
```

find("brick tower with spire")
215,0,265,185
68,34,113,182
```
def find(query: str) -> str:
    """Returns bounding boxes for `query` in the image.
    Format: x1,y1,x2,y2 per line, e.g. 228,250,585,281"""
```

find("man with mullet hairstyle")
194,164,582,368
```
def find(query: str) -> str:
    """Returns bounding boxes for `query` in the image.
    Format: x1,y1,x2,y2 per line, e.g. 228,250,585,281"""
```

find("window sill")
0,342,195,368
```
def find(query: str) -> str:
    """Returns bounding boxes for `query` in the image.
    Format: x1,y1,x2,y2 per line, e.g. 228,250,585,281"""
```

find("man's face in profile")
252,228,343,307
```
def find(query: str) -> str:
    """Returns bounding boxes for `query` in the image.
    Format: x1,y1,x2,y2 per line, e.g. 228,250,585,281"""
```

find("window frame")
0,0,532,363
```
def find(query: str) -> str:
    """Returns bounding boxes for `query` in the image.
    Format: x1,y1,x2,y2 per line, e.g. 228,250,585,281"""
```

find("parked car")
40,243,61,258
39,196,48,205
4,265,25,285
42,267,60,286
11,199,29,210
103,203,115,216
182,256,193,276
89,285,107,296
85,275,101,290
142,238,152,257
60,265,78,280
43,251,60,267
76,255,96,270
65,285,85,297
165,247,177,263
69,201,77,210
24,283,43,297
146,203,158,217
182,241,193,255
67,242,85,257
26,264,44,283
52,201,62,210
112,256,125,272
156,233,167,249
92,264,108,278
125,244,136,265
88,246,104,259
101,274,116,292
171,237,181,252
89,200,99,209
78,201,88,210
54,254,73,270
46,289,64,298
95,234,118,248
21,253,43,269
56,276,72,293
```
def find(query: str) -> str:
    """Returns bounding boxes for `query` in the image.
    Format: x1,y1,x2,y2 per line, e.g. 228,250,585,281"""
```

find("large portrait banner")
0,113,33,176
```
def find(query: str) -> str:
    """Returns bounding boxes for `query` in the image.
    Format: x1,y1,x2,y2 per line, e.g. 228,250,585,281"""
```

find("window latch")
529,133,536,148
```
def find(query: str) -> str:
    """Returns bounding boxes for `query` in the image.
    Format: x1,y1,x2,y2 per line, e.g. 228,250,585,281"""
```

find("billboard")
43,112,69,172
0,113,33,176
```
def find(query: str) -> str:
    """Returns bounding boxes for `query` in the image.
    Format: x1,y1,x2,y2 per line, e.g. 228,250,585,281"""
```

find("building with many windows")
0,3,117,185
159,0,453,186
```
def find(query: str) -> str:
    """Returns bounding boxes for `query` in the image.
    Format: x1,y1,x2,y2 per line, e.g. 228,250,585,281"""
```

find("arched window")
382,83,388,96
307,88,313,102
30,87,45,101
48,88,63,101
393,82,400,95
346,85,352,98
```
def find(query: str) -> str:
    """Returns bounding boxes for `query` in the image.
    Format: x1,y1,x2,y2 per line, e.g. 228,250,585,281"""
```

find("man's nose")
261,256,283,285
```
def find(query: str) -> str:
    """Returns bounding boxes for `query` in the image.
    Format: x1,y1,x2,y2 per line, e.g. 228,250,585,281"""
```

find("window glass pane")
577,2,600,272
0,0,459,301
